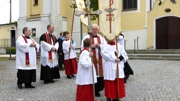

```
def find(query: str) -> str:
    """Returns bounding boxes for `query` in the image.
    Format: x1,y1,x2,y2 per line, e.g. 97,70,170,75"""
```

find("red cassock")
76,84,94,101
64,58,77,75
104,78,125,99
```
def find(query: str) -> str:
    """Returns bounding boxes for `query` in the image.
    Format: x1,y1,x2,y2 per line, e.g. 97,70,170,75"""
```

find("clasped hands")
115,50,120,63
91,43,100,48
51,46,56,52
89,52,93,57
30,43,36,47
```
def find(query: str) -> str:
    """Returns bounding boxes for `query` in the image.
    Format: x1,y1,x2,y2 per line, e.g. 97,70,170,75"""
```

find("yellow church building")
17,0,180,49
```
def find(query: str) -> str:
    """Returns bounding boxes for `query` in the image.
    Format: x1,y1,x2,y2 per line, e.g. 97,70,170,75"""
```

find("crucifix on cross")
75,0,102,33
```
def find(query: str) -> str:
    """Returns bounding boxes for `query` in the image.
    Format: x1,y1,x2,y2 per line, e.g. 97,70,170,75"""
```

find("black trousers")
58,54,64,69
40,65,60,81
95,77,104,93
17,69,36,85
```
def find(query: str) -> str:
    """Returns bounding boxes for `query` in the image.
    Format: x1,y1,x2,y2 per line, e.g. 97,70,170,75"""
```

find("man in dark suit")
57,32,65,71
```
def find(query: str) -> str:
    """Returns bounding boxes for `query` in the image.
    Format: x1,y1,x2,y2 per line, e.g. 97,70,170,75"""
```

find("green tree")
85,0,99,20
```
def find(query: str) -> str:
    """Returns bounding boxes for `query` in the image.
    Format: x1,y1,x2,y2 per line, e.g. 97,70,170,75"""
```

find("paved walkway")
0,60,179,101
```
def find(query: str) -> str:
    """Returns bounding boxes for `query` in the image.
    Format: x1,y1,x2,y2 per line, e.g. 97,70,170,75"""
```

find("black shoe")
95,92,100,97
124,78,127,83
67,75,71,79
44,81,49,84
17,84,23,89
48,80,55,83
25,85,35,88
113,99,119,101
107,98,111,101
71,74,75,77
59,68,64,71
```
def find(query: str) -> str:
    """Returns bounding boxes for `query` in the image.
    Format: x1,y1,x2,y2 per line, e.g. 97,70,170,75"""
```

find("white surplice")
76,50,97,85
81,34,107,77
81,34,107,50
62,40,77,60
100,43,128,80
118,35,124,48
40,33,59,68
16,35,39,70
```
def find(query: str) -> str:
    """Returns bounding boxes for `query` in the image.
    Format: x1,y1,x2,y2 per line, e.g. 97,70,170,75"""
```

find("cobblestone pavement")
0,60,179,101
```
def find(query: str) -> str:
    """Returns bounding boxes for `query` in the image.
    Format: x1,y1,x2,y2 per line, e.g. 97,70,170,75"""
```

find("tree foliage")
85,0,99,20
70,0,99,20
88,0,98,11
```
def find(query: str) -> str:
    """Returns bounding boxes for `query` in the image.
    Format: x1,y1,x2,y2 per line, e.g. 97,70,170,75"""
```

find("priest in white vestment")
100,40,128,100
62,31,77,79
16,27,39,89
81,24,107,97
76,38,97,101
39,25,60,84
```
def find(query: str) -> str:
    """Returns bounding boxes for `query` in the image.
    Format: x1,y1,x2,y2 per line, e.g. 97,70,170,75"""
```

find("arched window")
123,0,137,11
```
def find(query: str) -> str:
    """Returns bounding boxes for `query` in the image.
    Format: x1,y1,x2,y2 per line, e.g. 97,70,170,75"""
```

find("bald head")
92,24,99,29
92,24,99,36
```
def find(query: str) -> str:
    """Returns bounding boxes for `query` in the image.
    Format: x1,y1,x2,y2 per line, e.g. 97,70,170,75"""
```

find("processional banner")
99,0,121,41
76,0,88,26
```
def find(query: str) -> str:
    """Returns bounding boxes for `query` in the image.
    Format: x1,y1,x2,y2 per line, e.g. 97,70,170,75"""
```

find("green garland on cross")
86,0,98,20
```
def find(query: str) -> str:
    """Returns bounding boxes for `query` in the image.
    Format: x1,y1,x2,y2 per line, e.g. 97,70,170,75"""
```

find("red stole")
45,32,57,62
107,41,116,45
22,35,37,66
91,35,103,77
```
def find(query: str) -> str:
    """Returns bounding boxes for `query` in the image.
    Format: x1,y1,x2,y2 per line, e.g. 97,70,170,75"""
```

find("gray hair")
92,24,99,29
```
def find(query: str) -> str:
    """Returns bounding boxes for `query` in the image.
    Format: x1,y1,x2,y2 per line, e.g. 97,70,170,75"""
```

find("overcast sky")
0,0,19,24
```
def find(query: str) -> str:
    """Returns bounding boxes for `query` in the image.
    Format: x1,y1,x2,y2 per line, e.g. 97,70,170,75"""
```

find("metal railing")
0,39,16,48
0,39,16,59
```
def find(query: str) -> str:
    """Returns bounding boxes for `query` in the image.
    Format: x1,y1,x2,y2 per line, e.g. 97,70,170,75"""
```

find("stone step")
126,49,180,54
37,49,180,60
128,54,180,60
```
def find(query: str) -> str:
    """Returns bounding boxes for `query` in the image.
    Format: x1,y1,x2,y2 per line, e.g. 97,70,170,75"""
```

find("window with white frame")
123,0,137,11
32,28,36,37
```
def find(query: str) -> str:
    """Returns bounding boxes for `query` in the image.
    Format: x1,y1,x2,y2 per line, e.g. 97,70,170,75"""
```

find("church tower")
18,0,81,47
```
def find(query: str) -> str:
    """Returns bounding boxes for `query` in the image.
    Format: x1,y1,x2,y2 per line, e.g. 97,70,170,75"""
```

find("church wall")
120,0,147,49
147,0,180,49
27,0,42,18
122,29,147,50
26,20,41,42
122,0,146,30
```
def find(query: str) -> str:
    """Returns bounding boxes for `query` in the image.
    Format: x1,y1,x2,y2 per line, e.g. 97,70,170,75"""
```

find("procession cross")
75,0,102,33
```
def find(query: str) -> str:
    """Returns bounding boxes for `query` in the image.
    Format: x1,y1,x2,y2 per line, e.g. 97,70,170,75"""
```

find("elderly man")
16,27,39,89
81,24,107,97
